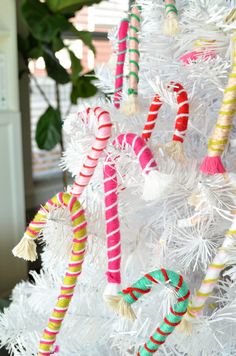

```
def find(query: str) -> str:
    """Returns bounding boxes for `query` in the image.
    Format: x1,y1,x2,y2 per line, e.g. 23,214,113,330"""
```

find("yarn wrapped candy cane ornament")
179,213,236,335
103,133,176,299
13,192,87,356
163,0,180,36
122,3,141,116
68,106,112,197
114,18,129,109
142,82,189,162
200,34,236,176
179,39,217,64
107,268,190,355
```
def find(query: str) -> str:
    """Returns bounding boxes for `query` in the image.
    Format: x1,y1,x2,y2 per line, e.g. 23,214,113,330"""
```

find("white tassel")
106,295,136,321
103,283,121,302
12,235,38,262
122,94,140,116
142,170,176,201
164,12,180,36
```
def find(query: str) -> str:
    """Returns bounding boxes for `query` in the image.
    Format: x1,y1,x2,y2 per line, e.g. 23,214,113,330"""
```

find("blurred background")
0,0,128,322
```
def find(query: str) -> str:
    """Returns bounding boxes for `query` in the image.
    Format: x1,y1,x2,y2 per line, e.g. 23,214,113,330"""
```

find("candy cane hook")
68,106,112,196
142,82,189,162
114,18,129,109
107,268,190,355
13,193,87,355
103,133,175,299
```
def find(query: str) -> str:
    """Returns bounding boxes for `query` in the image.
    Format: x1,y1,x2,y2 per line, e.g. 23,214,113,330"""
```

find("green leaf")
69,50,82,84
36,106,62,150
22,0,70,42
47,0,103,13
70,27,95,53
43,48,70,84
52,36,64,52
71,74,97,104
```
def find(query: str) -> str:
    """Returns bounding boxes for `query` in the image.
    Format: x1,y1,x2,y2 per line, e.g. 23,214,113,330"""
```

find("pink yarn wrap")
114,18,129,108
104,133,159,284
179,50,216,64
69,107,112,196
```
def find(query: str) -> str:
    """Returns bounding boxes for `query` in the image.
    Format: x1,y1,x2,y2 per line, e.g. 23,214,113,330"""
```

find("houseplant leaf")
36,106,62,150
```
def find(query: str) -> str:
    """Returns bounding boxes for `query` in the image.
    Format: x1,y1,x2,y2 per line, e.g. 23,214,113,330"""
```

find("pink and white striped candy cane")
114,18,129,109
142,82,189,143
103,133,173,298
69,107,112,197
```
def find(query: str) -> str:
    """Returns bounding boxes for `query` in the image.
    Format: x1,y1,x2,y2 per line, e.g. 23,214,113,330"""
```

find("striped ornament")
108,268,190,355
103,133,174,299
200,35,236,175
142,82,189,143
114,18,129,109
21,192,88,356
182,214,236,329
163,0,179,36
68,106,112,196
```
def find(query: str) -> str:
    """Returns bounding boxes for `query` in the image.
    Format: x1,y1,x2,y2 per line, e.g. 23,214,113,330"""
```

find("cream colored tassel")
122,94,140,116
106,295,136,321
12,235,38,262
178,318,193,335
164,141,186,163
164,12,180,36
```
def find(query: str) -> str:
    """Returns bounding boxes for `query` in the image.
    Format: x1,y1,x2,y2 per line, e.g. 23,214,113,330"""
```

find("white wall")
0,0,27,297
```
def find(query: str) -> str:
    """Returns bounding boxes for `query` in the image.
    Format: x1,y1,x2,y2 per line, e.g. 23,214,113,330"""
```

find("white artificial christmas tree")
1,1,236,355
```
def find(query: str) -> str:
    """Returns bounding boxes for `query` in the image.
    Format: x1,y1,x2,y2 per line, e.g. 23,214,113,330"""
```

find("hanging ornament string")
13,193,87,356
114,18,129,109
179,213,236,335
163,0,180,36
142,82,189,162
123,3,142,115
68,106,112,197
107,268,190,355
200,34,236,175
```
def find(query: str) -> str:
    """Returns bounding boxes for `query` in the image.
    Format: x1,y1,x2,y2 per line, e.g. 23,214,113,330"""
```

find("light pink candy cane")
114,18,129,108
142,82,189,143
104,133,159,289
69,107,112,196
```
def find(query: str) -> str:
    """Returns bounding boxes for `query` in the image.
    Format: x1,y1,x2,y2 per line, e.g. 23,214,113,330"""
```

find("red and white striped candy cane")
114,18,129,109
69,106,112,197
103,133,174,298
142,82,189,143
142,82,189,161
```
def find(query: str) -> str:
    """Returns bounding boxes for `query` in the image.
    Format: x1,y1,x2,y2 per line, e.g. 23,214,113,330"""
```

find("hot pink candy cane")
142,82,189,143
69,107,112,196
103,133,166,298
114,18,129,109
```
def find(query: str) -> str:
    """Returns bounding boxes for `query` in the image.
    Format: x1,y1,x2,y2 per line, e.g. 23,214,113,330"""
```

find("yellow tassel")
163,141,186,163
178,318,193,335
122,94,140,116
106,295,136,321
12,236,38,262
164,13,180,36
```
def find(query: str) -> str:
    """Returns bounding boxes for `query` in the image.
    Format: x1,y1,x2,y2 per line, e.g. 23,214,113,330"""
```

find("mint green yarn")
120,269,190,355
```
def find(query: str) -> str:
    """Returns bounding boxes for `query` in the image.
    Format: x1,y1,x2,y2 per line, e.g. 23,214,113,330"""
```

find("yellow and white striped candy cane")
13,192,87,355
180,213,236,334
200,34,236,175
